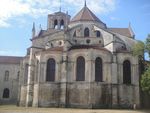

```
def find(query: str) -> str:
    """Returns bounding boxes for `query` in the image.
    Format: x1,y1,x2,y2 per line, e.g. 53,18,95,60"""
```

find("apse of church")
18,3,140,109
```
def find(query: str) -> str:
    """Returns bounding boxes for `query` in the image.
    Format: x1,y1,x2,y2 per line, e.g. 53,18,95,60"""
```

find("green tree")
145,34,150,59
132,40,145,61
132,34,150,94
141,68,150,94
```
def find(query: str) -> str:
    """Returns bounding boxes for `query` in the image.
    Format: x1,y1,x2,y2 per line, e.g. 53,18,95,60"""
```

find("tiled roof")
0,56,23,64
44,47,63,52
108,28,132,38
69,45,110,52
32,29,61,40
43,46,110,53
71,6,103,23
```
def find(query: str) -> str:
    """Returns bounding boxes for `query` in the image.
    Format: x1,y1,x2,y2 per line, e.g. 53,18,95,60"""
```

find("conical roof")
71,6,103,23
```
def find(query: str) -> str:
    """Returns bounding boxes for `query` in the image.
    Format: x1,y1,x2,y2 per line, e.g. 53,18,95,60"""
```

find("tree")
132,34,150,94
141,68,150,94
132,40,145,61
145,34,150,59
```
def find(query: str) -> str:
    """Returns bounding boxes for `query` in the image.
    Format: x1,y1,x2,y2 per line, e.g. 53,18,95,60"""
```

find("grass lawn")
0,105,149,113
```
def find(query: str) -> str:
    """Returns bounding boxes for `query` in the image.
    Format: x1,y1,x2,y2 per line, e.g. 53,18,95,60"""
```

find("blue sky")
0,0,150,56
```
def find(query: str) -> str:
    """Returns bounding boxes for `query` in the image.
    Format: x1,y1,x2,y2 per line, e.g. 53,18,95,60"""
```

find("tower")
47,12,71,30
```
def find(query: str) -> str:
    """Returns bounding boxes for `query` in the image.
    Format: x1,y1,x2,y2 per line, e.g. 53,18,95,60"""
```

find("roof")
71,6,103,23
43,45,110,53
32,28,61,40
0,56,23,64
69,45,110,52
44,47,63,52
108,28,133,38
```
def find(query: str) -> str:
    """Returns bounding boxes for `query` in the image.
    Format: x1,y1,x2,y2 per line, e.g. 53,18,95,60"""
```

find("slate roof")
32,28,61,40
108,28,133,38
45,47,63,52
71,6,103,23
69,45,110,52
0,56,23,64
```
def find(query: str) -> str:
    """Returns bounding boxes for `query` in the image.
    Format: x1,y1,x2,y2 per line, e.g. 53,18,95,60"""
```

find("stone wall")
19,85,27,106
0,63,20,104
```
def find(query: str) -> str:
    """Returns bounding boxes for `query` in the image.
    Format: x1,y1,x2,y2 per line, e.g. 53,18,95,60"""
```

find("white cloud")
110,16,120,21
88,0,116,14
0,20,10,27
0,0,59,28
63,0,117,14
0,0,117,28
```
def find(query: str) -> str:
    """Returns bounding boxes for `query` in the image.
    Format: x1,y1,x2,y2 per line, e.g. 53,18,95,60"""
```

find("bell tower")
47,11,70,30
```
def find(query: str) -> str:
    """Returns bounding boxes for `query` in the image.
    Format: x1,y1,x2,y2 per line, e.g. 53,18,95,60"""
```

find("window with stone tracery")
46,58,55,81
95,57,103,82
60,19,64,29
54,19,58,29
24,64,28,84
84,27,90,37
76,56,85,81
96,31,101,37
3,88,9,98
4,71,9,81
123,60,131,84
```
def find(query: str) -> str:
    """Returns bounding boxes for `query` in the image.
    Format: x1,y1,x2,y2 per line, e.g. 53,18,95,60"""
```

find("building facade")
0,56,22,104
17,4,140,108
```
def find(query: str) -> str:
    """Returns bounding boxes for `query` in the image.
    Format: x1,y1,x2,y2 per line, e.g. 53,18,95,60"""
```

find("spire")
65,11,69,31
32,22,36,38
39,24,42,30
32,22,35,31
59,0,61,12
84,0,87,7
128,22,131,28
128,22,135,38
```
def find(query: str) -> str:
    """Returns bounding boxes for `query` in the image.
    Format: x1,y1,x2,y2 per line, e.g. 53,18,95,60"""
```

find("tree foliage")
132,41,145,60
145,34,150,59
132,34,150,94
141,68,150,94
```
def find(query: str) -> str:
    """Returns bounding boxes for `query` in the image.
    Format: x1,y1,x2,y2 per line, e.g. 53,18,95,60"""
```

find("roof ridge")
80,7,86,21
71,5,103,23
86,7,95,21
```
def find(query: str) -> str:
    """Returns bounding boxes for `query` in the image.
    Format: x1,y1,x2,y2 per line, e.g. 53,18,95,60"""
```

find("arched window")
123,60,131,84
4,71,9,81
84,27,90,37
60,19,64,29
46,58,55,81
73,31,76,37
96,31,101,37
95,57,103,82
54,19,58,29
17,71,20,80
76,56,85,81
24,64,28,84
3,88,9,98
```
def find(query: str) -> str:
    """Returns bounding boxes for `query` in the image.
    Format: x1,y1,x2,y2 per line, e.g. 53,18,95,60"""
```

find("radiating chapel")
19,2,140,108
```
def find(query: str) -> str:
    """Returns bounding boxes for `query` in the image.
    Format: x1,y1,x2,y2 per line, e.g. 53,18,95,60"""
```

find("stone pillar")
58,19,61,30
59,54,67,107
111,55,119,108
87,52,93,108
133,63,140,108
32,60,41,107
26,48,35,107
59,33,68,107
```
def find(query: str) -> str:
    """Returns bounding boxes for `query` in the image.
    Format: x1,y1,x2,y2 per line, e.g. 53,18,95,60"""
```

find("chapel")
19,2,140,108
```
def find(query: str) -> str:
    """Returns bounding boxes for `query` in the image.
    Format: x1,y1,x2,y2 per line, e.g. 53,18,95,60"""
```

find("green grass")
0,105,149,113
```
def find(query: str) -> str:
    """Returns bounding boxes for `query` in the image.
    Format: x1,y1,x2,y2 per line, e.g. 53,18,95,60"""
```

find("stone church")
0,3,140,108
